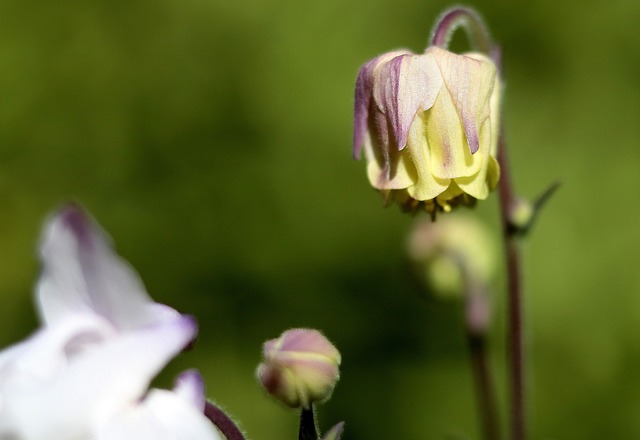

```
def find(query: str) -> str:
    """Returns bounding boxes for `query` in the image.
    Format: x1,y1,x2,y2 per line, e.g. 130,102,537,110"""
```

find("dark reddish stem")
204,401,246,440
458,255,501,440
299,406,320,440
430,7,492,54
431,7,523,439
468,333,502,440
497,134,525,440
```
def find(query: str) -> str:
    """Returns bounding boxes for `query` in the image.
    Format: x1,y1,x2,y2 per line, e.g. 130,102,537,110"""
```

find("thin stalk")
497,134,525,440
299,405,320,440
430,7,492,53
459,258,501,440
468,333,501,440
430,7,521,438
204,402,246,440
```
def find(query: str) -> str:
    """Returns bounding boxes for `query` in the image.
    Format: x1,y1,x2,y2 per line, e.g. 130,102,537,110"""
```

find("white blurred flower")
0,205,221,440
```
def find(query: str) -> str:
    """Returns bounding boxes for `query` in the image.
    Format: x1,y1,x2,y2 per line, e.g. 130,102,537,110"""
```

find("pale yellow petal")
404,114,450,200
366,152,415,190
455,116,493,199
435,182,465,208
424,87,483,180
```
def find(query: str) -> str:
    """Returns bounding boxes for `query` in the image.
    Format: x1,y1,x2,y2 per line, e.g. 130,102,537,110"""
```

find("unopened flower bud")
257,328,341,409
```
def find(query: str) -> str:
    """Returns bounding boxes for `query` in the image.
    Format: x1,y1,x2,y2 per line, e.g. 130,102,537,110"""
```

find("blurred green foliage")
1,0,640,438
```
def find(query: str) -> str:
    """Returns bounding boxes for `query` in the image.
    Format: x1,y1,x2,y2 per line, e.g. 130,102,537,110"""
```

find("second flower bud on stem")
257,328,343,440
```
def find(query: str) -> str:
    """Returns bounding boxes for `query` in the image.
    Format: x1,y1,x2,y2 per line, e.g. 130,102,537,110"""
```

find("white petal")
0,314,113,388
173,370,207,411
0,314,114,440
97,389,221,440
36,205,180,330
0,316,196,440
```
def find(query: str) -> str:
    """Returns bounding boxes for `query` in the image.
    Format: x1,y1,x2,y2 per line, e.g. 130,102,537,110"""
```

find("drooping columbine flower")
0,205,221,440
257,329,341,409
353,45,501,216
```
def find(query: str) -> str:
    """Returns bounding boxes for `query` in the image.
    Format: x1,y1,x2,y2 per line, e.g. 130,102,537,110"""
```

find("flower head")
353,45,501,215
257,329,341,409
0,205,220,440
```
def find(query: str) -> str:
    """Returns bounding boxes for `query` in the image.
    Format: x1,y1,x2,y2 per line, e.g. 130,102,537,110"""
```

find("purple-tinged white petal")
0,316,197,440
373,52,442,151
429,47,496,155
353,58,377,160
354,50,411,160
36,205,180,330
97,388,221,440
0,314,113,392
174,370,207,411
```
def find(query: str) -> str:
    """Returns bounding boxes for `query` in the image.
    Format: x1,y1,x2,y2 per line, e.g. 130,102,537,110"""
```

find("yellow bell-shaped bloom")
353,46,501,215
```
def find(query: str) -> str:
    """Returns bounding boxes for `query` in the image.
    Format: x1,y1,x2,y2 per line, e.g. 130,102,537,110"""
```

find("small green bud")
509,181,560,237
425,254,464,298
408,215,497,298
510,197,534,231
257,329,341,409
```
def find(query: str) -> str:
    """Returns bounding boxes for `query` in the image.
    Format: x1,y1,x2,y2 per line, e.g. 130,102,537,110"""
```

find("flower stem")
459,258,501,440
468,332,501,440
431,7,519,438
299,405,320,440
497,132,525,440
429,6,492,54
204,401,246,440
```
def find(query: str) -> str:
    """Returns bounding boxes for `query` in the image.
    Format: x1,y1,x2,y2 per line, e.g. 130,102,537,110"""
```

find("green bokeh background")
1,0,639,438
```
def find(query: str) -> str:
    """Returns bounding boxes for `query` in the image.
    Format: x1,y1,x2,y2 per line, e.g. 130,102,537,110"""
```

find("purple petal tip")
175,369,206,410
468,132,480,155
176,315,199,350
57,203,93,244
176,369,204,390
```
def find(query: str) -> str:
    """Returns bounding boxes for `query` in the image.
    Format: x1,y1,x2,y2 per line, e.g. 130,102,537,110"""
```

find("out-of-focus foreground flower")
0,205,221,440
353,45,501,215
257,328,341,409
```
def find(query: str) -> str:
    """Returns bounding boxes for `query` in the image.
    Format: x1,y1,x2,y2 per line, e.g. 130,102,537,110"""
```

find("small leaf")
321,422,345,440
509,180,560,237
